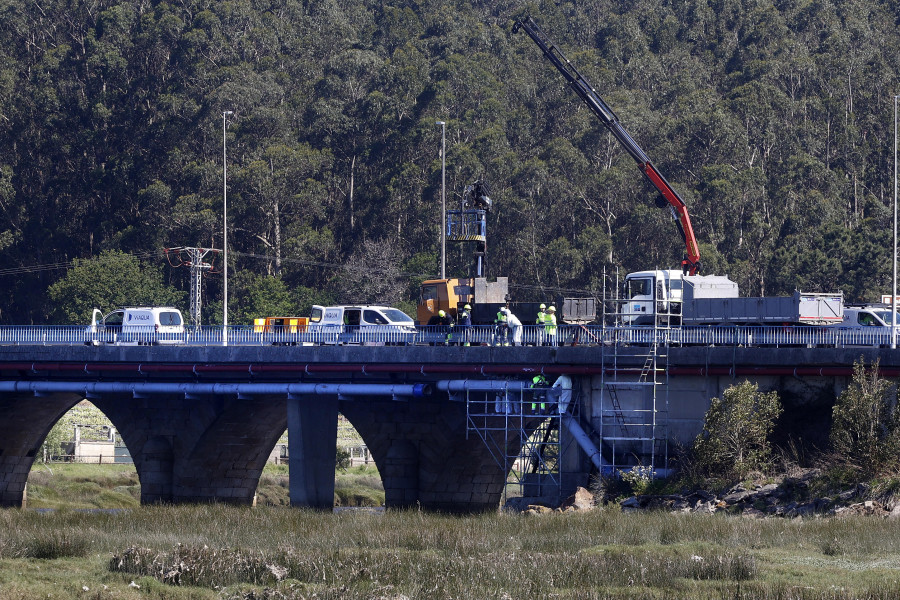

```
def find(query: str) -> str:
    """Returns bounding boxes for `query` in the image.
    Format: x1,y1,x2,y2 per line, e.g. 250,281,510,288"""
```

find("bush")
690,381,782,480
830,358,900,476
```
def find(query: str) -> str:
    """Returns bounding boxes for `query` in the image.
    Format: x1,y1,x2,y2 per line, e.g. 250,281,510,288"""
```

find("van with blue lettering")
308,305,416,345
87,306,185,345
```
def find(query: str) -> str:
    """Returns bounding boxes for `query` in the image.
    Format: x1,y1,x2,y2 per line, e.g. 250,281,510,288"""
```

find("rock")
888,504,900,520
525,504,553,515
834,501,890,518
621,496,641,508
722,490,753,504
756,483,779,495
560,486,596,511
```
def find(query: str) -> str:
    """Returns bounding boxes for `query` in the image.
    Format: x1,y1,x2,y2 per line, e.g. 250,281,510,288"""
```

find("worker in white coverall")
553,374,573,414
502,307,523,346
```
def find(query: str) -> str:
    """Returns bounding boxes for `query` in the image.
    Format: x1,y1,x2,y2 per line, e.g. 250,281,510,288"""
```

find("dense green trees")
0,0,898,323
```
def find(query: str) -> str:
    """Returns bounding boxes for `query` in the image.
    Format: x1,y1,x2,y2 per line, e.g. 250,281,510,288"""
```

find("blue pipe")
436,380,531,392
0,381,430,398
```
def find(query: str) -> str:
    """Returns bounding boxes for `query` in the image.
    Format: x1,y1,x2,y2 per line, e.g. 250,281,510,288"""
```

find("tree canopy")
1,0,899,323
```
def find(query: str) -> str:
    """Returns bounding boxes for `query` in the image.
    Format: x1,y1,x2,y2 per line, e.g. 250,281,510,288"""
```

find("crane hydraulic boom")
513,16,701,275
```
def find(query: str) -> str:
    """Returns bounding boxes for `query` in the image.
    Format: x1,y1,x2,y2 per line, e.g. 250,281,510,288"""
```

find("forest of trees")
1,0,899,324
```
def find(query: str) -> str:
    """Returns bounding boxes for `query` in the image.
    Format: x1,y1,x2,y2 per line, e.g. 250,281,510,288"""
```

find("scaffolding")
598,294,671,477
460,382,576,504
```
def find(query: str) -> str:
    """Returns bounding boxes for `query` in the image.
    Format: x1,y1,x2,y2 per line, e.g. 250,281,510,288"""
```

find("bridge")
1,327,897,512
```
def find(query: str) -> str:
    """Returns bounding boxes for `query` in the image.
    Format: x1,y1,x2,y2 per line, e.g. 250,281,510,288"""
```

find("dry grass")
4,505,900,599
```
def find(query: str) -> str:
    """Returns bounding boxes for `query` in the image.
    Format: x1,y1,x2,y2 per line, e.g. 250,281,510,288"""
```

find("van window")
310,307,323,323
105,310,124,326
383,308,413,323
363,310,388,325
160,311,182,326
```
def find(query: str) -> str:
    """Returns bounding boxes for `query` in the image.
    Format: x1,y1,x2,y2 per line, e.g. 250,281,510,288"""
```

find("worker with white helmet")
494,305,509,346
535,303,547,346
502,307,523,346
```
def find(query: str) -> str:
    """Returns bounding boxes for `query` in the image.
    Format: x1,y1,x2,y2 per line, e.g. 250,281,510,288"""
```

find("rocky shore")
517,470,900,519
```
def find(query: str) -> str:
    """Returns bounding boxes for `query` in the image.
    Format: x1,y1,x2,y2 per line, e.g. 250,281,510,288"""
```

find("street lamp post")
436,121,446,279
223,110,233,346
893,97,898,349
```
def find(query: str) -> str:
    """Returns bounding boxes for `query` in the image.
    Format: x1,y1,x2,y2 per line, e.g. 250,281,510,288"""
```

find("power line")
0,250,166,277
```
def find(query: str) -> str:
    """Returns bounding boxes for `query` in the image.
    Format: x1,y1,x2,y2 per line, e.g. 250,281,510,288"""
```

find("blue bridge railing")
0,324,896,348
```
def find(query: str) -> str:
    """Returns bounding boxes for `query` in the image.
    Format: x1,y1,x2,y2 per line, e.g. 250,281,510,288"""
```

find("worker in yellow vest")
545,305,558,346
494,307,509,346
535,303,546,346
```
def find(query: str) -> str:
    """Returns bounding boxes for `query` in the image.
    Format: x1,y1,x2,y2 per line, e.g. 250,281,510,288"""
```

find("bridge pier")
287,395,338,509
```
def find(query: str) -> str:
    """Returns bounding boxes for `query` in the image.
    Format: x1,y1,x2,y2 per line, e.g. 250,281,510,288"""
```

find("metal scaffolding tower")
458,382,577,505
599,300,671,476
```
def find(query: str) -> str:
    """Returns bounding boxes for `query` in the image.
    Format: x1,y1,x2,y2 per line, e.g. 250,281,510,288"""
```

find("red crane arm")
514,15,702,275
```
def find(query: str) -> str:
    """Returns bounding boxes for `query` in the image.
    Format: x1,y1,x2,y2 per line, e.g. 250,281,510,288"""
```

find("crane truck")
514,16,846,328
622,269,843,327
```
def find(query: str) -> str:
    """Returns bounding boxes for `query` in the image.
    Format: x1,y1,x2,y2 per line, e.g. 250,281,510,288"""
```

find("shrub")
691,381,782,480
830,358,900,476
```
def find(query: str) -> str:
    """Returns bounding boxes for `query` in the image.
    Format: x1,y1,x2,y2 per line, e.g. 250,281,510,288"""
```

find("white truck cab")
621,269,685,326
87,306,185,345
308,305,416,344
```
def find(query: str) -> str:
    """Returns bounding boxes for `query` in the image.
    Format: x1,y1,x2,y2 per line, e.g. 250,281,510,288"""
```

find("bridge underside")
0,388,524,512
1,343,885,511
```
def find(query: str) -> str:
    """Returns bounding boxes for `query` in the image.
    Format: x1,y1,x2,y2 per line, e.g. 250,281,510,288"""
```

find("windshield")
420,285,438,302
383,308,414,324
626,278,653,298
871,310,900,326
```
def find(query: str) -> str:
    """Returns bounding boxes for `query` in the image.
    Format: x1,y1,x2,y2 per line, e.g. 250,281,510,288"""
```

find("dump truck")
622,269,844,326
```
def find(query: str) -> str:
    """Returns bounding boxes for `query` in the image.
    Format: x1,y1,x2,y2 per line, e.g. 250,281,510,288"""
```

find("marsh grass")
6,504,900,599
26,463,140,509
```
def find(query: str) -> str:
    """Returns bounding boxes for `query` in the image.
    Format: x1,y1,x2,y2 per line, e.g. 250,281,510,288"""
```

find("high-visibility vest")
496,311,507,324
536,310,545,324
545,313,557,334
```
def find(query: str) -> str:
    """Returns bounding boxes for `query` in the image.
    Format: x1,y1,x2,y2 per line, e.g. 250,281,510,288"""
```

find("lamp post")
223,110,233,346
436,120,446,279
893,96,898,349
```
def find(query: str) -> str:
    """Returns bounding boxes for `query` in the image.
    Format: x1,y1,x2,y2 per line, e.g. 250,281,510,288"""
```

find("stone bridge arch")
94,394,287,505
340,390,542,512
0,393,82,507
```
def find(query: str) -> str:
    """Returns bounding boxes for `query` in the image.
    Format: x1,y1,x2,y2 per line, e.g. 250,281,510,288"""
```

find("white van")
86,306,185,345
825,305,900,347
308,305,416,345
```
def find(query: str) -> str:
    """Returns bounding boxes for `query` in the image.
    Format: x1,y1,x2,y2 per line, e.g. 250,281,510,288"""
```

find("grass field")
11,464,900,599
4,502,900,599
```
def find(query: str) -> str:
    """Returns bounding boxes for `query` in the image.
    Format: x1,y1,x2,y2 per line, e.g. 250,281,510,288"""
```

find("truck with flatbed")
622,269,844,327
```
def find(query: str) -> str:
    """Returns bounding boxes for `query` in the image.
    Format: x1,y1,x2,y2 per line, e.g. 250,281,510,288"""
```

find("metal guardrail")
0,324,896,348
